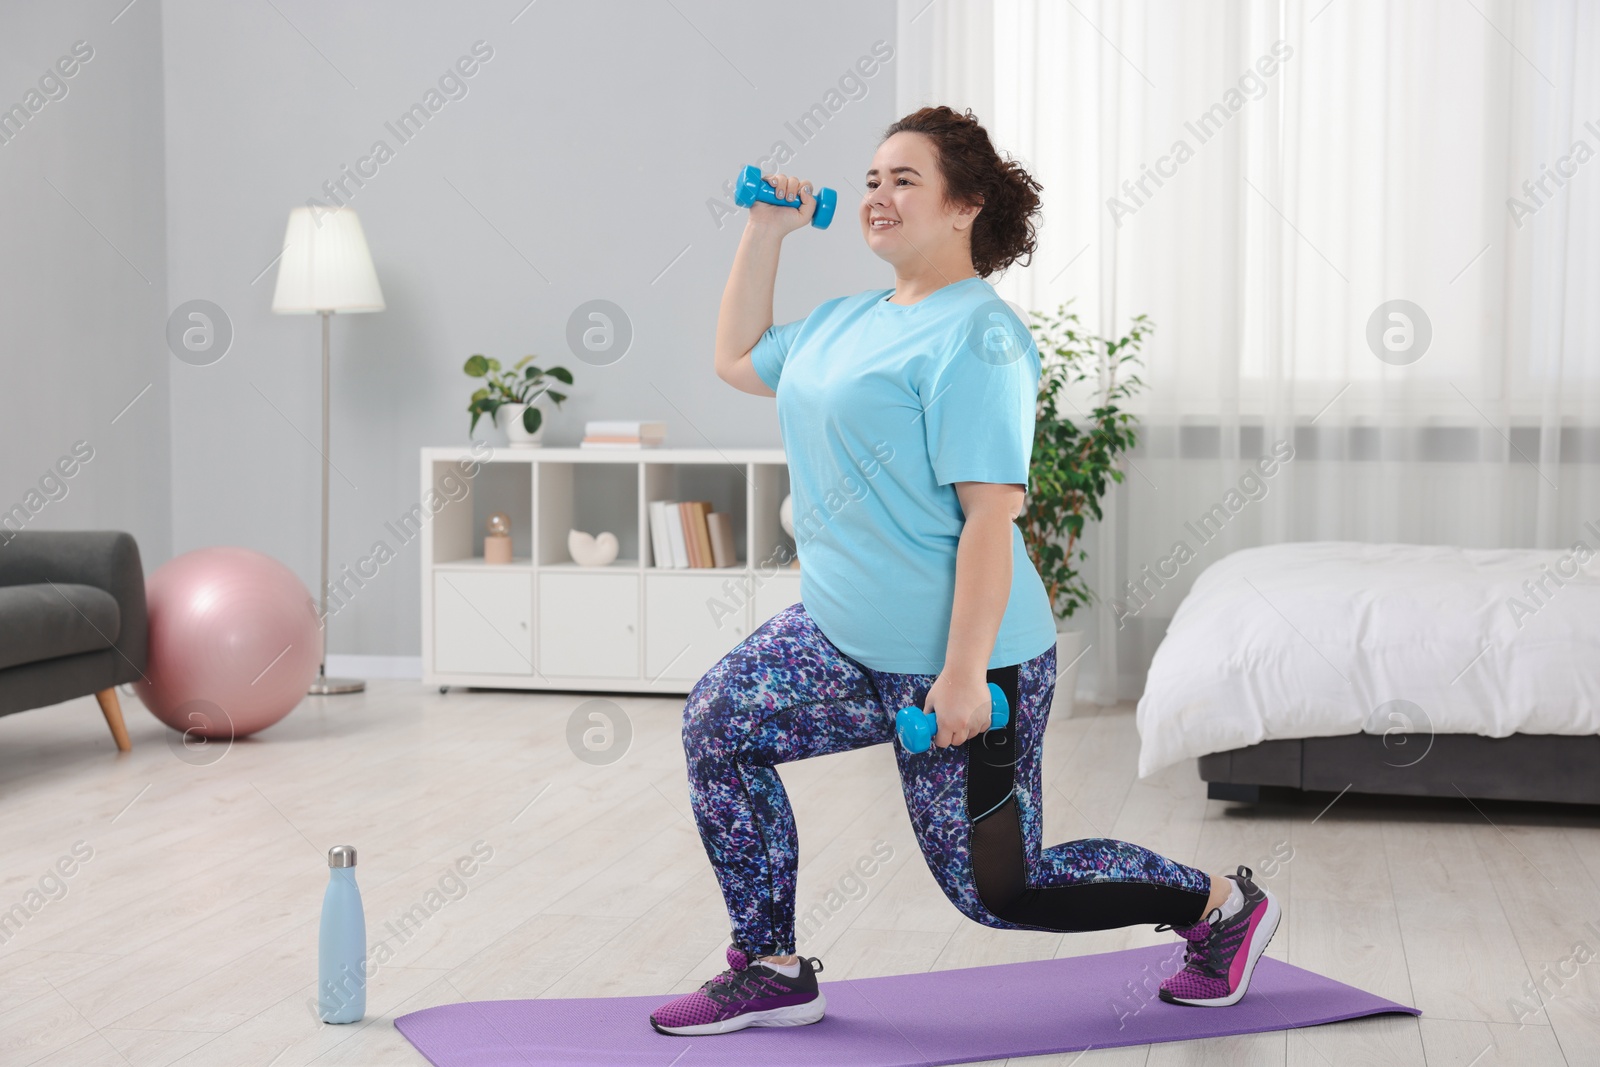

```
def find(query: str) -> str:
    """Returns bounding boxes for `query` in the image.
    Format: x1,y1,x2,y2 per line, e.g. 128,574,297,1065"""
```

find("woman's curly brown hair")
881,105,1042,278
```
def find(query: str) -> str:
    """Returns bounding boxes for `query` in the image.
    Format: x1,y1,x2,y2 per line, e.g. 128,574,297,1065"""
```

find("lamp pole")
310,308,364,695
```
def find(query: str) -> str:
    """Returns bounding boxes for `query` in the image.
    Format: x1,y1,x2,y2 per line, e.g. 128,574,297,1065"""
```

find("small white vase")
498,403,545,447
1052,628,1085,717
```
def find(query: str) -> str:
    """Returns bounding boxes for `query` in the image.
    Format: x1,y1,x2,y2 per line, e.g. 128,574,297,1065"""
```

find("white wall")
0,0,171,564
158,0,900,657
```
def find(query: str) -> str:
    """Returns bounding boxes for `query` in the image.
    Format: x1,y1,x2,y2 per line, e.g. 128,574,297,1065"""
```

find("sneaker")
650,946,827,1036
1156,864,1281,1007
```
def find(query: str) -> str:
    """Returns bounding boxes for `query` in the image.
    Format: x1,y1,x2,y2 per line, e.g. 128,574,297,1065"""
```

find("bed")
1135,540,1600,805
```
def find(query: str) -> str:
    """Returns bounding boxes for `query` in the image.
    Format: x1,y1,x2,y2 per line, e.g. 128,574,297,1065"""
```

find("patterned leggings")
681,602,1212,958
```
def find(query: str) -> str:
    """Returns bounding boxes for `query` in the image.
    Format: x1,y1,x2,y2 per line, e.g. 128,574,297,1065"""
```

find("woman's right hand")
747,172,817,235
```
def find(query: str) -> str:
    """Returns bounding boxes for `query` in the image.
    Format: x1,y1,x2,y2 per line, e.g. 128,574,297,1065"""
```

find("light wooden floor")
2,683,1597,1067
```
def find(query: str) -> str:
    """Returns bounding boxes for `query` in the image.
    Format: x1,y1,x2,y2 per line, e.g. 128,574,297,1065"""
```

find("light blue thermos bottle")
318,844,366,1023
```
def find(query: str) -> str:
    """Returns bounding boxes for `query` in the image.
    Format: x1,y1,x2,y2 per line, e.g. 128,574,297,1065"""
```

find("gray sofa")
0,531,147,752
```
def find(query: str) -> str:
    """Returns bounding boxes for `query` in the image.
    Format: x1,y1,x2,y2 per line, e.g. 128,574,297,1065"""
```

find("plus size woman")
650,106,1282,1037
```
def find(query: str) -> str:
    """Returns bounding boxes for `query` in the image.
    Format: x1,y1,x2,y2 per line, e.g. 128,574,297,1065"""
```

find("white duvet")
1135,540,1600,778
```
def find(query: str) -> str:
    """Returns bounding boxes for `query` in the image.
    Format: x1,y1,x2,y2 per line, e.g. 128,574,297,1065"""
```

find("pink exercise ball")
135,546,321,740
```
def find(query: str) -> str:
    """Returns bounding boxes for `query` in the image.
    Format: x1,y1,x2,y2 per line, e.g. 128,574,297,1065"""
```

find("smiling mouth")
870,218,899,230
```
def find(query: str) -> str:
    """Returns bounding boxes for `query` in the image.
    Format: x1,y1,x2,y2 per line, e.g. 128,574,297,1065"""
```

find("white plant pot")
1052,627,1085,717
498,403,545,447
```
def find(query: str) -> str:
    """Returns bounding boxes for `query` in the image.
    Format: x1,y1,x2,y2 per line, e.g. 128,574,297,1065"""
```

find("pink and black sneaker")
650,945,827,1036
1157,865,1281,1007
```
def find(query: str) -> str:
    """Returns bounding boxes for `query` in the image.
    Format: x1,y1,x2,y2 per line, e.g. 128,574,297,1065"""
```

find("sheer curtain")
898,0,1599,703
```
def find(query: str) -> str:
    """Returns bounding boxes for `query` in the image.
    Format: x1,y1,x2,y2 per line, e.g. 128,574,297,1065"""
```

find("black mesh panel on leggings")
966,663,1209,932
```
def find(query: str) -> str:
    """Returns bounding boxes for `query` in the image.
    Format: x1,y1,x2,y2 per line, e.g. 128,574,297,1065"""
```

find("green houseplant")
1021,302,1151,624
464,355,574,441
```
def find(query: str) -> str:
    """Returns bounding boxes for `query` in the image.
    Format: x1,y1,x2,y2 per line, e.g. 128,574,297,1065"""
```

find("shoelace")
700,968,761,1009
700,965,747,993
701,955,824,995
1181,929,1227,979
1156,908,1227,979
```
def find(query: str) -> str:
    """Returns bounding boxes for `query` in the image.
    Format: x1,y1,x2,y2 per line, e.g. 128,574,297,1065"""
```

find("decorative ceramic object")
568,528,619,567
779,494,799,567
484,511,512,564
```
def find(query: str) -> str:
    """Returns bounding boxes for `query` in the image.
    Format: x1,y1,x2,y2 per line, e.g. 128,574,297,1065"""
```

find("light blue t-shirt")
750,275,1058,675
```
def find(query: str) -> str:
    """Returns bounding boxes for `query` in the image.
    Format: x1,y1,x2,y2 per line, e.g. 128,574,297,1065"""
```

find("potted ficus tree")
1020,302,1151,714
464,355,574,447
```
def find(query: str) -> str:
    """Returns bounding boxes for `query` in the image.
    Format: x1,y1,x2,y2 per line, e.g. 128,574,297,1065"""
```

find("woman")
650,106,1281,1037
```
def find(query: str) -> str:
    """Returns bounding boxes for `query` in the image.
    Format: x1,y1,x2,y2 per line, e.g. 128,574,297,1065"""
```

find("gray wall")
156,0,899,658
0,0,171,566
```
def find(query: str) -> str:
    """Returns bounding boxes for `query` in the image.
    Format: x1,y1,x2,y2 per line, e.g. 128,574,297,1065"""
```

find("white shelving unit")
420,446,801,694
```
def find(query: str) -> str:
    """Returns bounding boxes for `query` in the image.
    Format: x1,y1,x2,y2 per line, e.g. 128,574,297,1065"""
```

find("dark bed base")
1198,733,1600,806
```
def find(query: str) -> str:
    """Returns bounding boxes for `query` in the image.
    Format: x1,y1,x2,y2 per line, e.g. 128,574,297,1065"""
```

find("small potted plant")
1020,302,1151,714
464,355,574,447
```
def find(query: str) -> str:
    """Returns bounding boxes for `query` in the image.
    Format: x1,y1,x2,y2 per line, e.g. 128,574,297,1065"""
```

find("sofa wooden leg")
95,688,132,753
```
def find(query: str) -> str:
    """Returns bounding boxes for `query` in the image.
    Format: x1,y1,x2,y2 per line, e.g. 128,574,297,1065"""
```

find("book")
647,500,674,568
582,420,666,447
676,503,696,567
681,501,710,567
645,500,660,567
588,420,666,436
706,512,736,568
665,502,689,568
694,501,715,567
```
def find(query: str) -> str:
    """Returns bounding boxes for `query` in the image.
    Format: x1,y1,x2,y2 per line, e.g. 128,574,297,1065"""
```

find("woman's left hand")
924,670,996,749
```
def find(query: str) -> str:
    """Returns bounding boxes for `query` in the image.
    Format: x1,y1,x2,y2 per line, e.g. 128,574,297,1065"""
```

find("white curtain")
898,0,1600,703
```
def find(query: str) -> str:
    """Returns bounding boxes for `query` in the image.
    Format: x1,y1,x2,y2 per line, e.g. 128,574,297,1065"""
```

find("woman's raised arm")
715,172,816,397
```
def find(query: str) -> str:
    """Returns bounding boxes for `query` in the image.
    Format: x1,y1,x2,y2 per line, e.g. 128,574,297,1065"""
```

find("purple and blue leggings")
681,602,1212,958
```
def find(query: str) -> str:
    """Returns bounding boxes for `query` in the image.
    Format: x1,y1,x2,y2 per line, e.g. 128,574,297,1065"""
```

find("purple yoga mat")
395,943,1418,1067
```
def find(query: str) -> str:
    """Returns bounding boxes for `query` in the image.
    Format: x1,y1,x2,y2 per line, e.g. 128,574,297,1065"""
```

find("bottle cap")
328,845,357,868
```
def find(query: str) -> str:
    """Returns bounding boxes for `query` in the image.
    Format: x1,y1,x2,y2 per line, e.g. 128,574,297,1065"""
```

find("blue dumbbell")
733,164,838,229
896,682,1010,754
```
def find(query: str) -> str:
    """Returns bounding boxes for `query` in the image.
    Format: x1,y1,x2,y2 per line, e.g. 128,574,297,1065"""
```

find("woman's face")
860,131,979,269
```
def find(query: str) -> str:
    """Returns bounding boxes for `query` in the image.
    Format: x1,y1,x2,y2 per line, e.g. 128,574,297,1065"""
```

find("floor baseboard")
325,654,422,680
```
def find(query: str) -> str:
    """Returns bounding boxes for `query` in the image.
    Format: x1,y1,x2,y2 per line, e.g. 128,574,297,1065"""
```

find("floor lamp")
270,206,385,695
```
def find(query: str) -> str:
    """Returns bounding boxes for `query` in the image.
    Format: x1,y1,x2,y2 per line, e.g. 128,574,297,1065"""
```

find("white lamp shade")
270,206,385,314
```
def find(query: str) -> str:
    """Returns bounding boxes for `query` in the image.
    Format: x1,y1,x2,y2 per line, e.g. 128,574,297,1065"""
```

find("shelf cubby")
426,453,534,566
537,461,639,567
642,462,749,569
